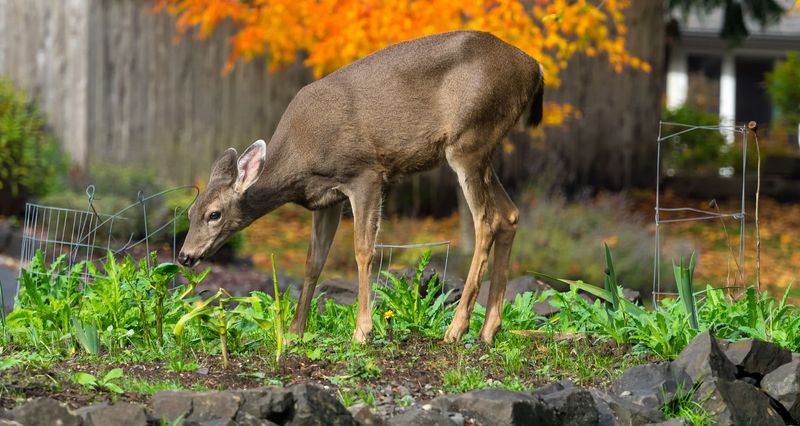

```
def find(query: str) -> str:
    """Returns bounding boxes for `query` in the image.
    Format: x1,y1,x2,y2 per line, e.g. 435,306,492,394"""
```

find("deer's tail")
527,62,545,128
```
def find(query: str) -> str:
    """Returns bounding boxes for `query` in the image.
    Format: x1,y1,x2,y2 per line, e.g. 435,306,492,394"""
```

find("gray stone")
532,379,578,398
264,272,301,300
152,391,194,423
8,398,81,426
386,407,457,426
611,362,693,411
697,378,785,426
646,419,692,426
761,358,800,422
724,339,792,377
590,389,665,426
671,331,736,384
0,420,23,426
315,279,358,307
622,288,642,304
189,392,242,422
532,379,598,425
82,402,148,426
287,384,356,426
348,403,387,426
432,388,557,425
196,420,237,426
0,266,17,314
477,275,552,309
237,387,294,423
236,410,280,426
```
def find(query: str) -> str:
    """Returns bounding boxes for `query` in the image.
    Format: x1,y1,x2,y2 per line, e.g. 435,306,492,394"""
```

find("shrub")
513,191,654,292
0,77,67,213
661,104,730,175
766,52,800,133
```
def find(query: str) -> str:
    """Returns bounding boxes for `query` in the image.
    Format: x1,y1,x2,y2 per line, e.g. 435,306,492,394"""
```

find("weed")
373,251,453,337
167,359,200,372
73,368,125,394
661,384,714,426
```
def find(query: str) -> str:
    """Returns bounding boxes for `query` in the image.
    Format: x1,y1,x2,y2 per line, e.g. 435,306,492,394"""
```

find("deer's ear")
210,148,238,183
235,140,266,193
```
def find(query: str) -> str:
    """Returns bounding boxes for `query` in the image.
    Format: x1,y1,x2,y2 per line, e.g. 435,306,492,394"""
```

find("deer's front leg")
347,175,383,344
288,202,343,337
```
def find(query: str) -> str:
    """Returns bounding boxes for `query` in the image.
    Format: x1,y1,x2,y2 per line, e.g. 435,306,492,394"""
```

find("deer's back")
277,31,539,183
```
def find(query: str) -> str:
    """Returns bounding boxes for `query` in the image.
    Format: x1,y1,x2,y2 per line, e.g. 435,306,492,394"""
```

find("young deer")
178,30,544,344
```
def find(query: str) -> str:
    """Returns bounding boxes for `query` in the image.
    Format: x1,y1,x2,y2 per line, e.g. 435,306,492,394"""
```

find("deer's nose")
178,252,196,266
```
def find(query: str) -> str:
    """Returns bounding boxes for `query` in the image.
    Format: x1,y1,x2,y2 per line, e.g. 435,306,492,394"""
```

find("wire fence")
18,185,198,292
653,121,749,304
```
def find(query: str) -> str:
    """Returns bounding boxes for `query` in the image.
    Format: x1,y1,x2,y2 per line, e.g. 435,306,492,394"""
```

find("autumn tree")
154,0,649,127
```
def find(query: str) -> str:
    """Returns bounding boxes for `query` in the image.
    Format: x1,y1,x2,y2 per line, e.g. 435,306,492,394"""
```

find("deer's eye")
209,211,221,221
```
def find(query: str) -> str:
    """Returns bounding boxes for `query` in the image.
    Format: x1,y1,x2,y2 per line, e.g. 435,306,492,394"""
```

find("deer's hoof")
444,320,469,343
353,325,372,344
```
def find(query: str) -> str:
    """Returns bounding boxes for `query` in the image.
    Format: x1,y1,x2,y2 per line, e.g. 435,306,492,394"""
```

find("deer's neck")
242,143,302,217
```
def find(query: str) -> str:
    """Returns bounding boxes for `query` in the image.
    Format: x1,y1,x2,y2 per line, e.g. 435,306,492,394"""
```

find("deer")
178,30,544,344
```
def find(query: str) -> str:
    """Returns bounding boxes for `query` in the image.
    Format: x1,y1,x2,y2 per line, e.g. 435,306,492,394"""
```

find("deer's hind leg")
288,202,343,336
443,141,500,343
480,172,518,343
345,172,384,344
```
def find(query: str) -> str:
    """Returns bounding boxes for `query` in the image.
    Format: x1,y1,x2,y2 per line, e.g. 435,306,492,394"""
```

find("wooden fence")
0,0,311,184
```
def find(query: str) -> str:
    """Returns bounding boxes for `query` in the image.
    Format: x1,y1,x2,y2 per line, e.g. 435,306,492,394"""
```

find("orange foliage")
153,0,648,91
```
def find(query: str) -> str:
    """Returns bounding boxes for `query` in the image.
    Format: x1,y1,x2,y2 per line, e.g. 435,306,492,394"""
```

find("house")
666,9,800,142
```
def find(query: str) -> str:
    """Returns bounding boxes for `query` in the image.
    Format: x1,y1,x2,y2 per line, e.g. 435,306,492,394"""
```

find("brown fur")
179,30,544,344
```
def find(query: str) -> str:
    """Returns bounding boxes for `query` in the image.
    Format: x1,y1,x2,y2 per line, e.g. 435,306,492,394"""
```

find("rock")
697,378,785,426
431,388,556,425
152,391,194,423
590,389,665,426
0,420,23,426
287,383,357,425
671,331,736,383
646,419,692,426
476,276,551,307
611,363,693,411
151,390,241,423
761,358,800,422
237,387,294,423
723,339,792,378
196,420,238,426
622,288,642,304
348,403,387,426
80,403,148,426
236,410,281,426
532,379,599,425
315,278,358,307
8,398,81,426
264,272,302,300
387,407,457,426
189,392,242,422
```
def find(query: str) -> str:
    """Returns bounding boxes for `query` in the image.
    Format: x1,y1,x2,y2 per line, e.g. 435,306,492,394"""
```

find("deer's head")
178,140,266,267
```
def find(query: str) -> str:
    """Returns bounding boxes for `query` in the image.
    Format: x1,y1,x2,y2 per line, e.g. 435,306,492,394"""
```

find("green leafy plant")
73,368,125,394
661,104,730,175
373,252,453,337
673,254,699,330
167,360,200,372
71,317,100,355
175,288,252,369
148,261,181,346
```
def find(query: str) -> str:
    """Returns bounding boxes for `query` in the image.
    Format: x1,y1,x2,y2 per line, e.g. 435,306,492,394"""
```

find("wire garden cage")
653,121,753,305
17,185,198,292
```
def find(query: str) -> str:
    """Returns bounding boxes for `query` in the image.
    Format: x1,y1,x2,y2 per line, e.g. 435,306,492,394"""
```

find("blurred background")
0,0,799,305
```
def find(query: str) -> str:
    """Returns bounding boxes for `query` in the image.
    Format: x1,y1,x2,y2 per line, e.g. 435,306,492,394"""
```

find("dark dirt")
0,336,645,414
